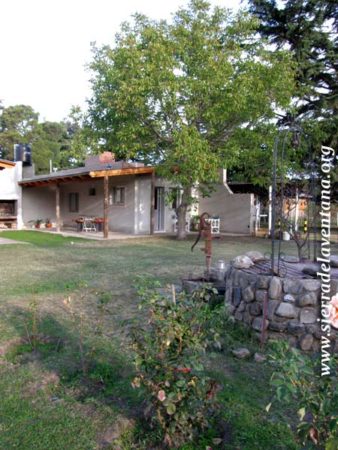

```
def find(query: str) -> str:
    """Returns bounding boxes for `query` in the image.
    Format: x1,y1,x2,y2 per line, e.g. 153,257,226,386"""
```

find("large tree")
0,104,38,160
248,0,338,148
88,0,294,238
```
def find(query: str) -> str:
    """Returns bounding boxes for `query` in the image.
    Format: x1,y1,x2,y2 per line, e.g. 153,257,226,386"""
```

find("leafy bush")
130,280,220,448
268,341,337,448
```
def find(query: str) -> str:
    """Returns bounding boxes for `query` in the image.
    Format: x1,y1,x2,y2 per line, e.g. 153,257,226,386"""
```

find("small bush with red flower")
130,278,220,448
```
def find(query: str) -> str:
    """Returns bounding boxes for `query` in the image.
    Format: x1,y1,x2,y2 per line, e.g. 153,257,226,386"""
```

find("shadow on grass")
1,303,301,450
3,306,143,421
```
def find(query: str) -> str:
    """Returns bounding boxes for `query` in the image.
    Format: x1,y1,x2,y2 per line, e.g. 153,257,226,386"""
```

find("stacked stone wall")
225,267,338,352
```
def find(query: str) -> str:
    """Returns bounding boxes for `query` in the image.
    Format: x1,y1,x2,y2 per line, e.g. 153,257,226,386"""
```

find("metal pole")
271,136,279,275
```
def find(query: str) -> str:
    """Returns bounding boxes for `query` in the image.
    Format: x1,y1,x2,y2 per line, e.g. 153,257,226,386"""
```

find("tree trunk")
176,186,191,240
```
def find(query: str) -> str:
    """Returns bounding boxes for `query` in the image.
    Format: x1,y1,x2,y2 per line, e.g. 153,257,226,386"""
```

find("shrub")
130,280,220,448
267,341,337,448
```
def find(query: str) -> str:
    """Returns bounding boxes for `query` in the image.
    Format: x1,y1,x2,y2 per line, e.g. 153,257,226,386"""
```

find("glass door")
155,187,165,232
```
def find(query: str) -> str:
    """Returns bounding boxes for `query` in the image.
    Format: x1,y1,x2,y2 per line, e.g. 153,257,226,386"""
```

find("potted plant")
45,218,52,229
35,219,43,229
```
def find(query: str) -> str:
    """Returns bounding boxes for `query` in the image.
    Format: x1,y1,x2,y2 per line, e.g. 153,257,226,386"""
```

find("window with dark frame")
69,193,79,212
89,187,96,196
112,187,125,205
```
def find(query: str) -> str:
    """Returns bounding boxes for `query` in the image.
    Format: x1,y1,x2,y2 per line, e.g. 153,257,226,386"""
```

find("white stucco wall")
134,176,152,234
198,184,254,234
22,175,138,233
1,159,255,235
59,175,136,233
22,185,57,226
108,175,136,233
0,162,23,228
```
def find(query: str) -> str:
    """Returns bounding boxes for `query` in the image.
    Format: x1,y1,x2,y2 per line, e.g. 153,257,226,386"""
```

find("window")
69,193,79,212
89,187,96,196
112,187,125,205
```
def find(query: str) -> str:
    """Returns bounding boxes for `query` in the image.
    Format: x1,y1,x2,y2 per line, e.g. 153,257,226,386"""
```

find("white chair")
82,217,96,232
205,217,220,234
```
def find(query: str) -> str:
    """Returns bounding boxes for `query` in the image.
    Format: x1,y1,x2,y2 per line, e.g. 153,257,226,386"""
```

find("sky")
0,0,243,123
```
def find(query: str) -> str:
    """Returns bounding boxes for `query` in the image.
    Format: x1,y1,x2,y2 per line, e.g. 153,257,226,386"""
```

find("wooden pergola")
0,159,16,170
20,166,155,238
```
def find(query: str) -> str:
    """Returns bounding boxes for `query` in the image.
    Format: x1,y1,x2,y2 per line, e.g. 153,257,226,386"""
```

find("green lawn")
0,231,320,449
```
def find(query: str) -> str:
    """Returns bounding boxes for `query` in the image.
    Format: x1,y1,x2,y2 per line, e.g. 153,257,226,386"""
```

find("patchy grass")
0,233,329,449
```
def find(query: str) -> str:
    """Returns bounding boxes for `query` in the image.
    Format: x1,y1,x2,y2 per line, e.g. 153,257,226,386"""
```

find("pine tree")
248,0,337,146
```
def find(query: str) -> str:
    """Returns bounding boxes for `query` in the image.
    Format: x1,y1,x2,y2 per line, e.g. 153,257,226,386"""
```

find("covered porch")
19,162,156,238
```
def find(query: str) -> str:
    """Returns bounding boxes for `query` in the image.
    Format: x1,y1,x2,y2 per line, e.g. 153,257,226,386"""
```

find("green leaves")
87,0,295,191
130,282,221,447
166,403,176,415
268,341,338,447
248,0,338,149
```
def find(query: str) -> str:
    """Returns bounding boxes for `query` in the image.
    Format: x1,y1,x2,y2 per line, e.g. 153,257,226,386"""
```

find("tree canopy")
88,0,295,237
0,104,87,173
248,0,338,148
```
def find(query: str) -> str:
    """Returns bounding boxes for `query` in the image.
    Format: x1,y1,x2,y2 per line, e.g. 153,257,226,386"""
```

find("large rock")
300,308,317,324
283,294,296,303
234,311,244,321
275,302,297,319
245,251,266,262
283,278,302,295
232,255,254,269
287,322,306,336
256,289,267,303
252,317,269,332
243,310,253,325
233,287,242,306
302,264,320,277
256,276,270,289
237,301,246,313
300,279,321,292
299,334,314,351
269,277,282,299
232,347,251,359
298,292,318,307
225,287,233,304
242,286,255,303
305,324,320,335
269,321,287,332
267,300,279,320
249,302,262,316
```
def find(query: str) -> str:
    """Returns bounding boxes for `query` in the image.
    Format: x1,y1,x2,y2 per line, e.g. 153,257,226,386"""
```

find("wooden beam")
103,175,109,239
150,171,155,235
90,167,154,178
0,161,15,169
56,183,61,232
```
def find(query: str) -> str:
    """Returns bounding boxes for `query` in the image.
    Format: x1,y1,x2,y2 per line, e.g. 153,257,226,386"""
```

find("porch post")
56,183,61,232
150,170,155,235
103,175,109,238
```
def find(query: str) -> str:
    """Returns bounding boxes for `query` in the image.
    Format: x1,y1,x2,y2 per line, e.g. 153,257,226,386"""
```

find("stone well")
224,254,338,353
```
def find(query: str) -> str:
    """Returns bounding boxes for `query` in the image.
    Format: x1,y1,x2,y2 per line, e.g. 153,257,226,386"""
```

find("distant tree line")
0,103,88,173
